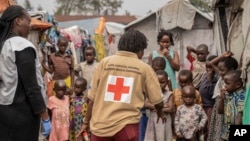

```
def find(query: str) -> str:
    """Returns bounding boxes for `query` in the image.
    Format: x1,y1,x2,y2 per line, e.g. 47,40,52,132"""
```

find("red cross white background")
104,75,134,103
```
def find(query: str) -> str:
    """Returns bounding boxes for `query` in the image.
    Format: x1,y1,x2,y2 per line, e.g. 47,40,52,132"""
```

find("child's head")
181,85,196,106
84,46,96,64
178,70,193,88
118,29,147,59
57,36,69,54
152,57,166,72
218,57,238,78
196,44,209,62
206,55,217,73
157,29,174,50
74,77,87,96
53,80,67,99
223,70,243,93
156,70,169,92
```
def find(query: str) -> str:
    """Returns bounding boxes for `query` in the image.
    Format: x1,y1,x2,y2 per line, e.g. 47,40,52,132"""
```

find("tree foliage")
55,0,123,15
189,0,211,13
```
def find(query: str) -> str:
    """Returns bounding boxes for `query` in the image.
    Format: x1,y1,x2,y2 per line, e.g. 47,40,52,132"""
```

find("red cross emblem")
107,77,130,101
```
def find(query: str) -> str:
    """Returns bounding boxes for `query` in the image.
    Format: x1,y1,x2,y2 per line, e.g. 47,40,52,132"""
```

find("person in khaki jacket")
77,29,166,141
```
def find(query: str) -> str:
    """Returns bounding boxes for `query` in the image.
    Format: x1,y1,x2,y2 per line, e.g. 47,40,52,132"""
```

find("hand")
222,51,234,58
187,46,194,52
156,111,166,123
76,124,88,139
220,88,227,99
41,118,51,137
206,69,213,81
194,126,200,134
162,48,170,57
176,132,183,138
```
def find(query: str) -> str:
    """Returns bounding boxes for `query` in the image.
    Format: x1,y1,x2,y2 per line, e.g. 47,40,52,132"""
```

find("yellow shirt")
88,51,163,136
173,88,202,112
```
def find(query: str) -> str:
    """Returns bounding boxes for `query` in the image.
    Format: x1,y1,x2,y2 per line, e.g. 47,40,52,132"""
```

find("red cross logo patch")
104,75,134,103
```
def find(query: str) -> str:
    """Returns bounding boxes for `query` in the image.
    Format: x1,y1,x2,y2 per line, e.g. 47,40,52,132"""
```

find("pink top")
48,96,70,141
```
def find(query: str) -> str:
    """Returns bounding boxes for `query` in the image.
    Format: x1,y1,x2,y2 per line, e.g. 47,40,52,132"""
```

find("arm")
15,47,47,114
42,55,54,74
174,109,183,138
217,89,226,114
165,50,180,71
236,112,243,125
209,51,234,73
144,98,155,110
162,95,174,113
70,56,74,87
198,107,208,129
187,46,197,54
155,101,166,123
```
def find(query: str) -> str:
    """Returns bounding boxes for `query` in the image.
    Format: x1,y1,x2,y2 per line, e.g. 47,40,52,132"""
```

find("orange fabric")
31,18,52,30
0,0,16,13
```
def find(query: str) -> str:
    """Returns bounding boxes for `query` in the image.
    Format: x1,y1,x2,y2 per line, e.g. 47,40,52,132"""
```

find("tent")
125,0,215,70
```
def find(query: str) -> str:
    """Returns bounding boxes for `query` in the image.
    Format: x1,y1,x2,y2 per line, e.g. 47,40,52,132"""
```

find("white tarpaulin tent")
125,0,215,70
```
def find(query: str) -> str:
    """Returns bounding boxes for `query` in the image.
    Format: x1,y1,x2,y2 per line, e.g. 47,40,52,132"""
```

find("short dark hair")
118,29,147,53
156,70,168,78
179,69,193,82
197,44,208,51
0,5,26,51
152,57,166,70
75,77,87,86
85,46,96,56
157,29,174,45
225,69,242,83
219,57,238,70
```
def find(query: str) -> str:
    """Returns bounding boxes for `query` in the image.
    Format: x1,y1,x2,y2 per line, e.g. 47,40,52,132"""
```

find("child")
47,80,70,141
173,69,202,112
152,57,172,91
207,52,238,141
148,29,180,90
74,46,99,89
145,70,174,141
199,55,218,140
42,36,74,89
175,85,207,141
217,70,245,141
69,77,88,141
187,44,209,89
139,57,168,141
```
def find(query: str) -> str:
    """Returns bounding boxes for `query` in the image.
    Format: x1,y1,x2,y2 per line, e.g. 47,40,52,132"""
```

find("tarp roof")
125,0,213,30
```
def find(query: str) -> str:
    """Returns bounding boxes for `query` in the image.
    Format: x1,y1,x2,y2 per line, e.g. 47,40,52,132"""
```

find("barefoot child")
69,77,88,141
145,70,174,141
48,80,70,141
175,85,207,141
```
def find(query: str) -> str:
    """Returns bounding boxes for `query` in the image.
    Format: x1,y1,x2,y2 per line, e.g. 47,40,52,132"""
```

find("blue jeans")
139,112,148,141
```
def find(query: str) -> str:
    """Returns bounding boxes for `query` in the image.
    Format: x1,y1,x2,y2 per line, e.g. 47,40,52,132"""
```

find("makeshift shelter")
125,0,215,69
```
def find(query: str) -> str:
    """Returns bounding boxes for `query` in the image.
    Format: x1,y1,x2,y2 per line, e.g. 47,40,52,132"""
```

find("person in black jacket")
0,5,51,141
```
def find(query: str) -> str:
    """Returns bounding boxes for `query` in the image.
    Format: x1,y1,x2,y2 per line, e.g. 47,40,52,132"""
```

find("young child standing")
139,57,167,141
69,77,88,141
217,70,245,141
74,46,99,89
42,36,74,89
148,29,180,90
47,80,70,141
173,69,202,112
145,70,174,141
175,85,207,141
187,44,209,89
199,55,218,140
207,51,238,141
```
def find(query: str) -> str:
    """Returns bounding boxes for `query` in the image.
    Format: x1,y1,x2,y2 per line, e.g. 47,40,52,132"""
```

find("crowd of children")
40,28,247,141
